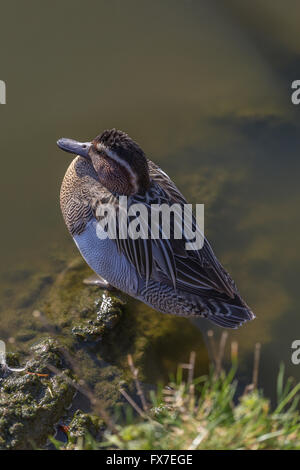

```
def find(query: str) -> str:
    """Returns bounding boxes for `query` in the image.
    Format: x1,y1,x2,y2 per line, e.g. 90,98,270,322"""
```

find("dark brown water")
1,0,300,401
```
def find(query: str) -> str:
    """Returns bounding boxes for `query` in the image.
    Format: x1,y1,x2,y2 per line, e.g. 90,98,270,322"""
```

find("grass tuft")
51,334,300,450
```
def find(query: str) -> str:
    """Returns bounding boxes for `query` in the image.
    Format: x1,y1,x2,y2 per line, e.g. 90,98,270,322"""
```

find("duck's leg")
83,274,115,290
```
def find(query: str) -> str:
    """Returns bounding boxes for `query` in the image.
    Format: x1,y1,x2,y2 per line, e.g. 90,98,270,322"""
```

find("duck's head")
57,129,150,195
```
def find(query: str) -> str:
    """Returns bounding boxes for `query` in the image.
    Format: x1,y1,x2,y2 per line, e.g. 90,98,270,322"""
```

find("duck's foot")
83,274,114,290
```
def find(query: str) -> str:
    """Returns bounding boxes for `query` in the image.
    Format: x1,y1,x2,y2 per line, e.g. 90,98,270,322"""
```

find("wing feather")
92,160,238,300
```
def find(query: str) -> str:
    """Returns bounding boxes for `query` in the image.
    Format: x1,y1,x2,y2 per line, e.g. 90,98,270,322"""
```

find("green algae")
71,293,124,342
16,274,53,309
67,410,105,447
40,257,105,330
0,338,75,450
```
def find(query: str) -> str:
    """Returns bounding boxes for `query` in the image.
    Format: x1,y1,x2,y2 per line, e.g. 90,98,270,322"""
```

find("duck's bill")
57,138,91,158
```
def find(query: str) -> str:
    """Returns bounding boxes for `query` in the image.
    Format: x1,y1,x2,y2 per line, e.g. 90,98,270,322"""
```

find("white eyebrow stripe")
96,143,138,192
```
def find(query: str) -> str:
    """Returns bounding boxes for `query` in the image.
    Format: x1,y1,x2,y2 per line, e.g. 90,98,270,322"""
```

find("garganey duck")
57,129,255,329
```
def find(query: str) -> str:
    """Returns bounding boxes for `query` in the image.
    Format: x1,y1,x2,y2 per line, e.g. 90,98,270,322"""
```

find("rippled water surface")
1,0,300,401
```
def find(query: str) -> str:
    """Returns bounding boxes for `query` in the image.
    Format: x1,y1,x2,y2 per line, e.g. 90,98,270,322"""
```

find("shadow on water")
95,298,209,385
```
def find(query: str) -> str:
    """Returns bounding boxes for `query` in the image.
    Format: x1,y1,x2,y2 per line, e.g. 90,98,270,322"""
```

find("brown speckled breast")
60,156,111,236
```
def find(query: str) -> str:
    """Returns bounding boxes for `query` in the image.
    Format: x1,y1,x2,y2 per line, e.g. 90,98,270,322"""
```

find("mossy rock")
0,338,75,449
65,410,105,448
72,293,124,341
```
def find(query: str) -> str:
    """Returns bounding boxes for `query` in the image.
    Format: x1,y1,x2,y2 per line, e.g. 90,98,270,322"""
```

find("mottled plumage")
58,129,255,329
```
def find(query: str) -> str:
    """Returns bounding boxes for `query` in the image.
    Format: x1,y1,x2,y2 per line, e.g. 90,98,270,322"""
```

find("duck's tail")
203,294,255,329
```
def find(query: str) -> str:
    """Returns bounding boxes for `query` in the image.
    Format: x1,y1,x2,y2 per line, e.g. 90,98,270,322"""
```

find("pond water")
0,0,300,406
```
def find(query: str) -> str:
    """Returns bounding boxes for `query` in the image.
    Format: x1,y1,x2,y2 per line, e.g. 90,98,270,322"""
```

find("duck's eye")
82,144,87,149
